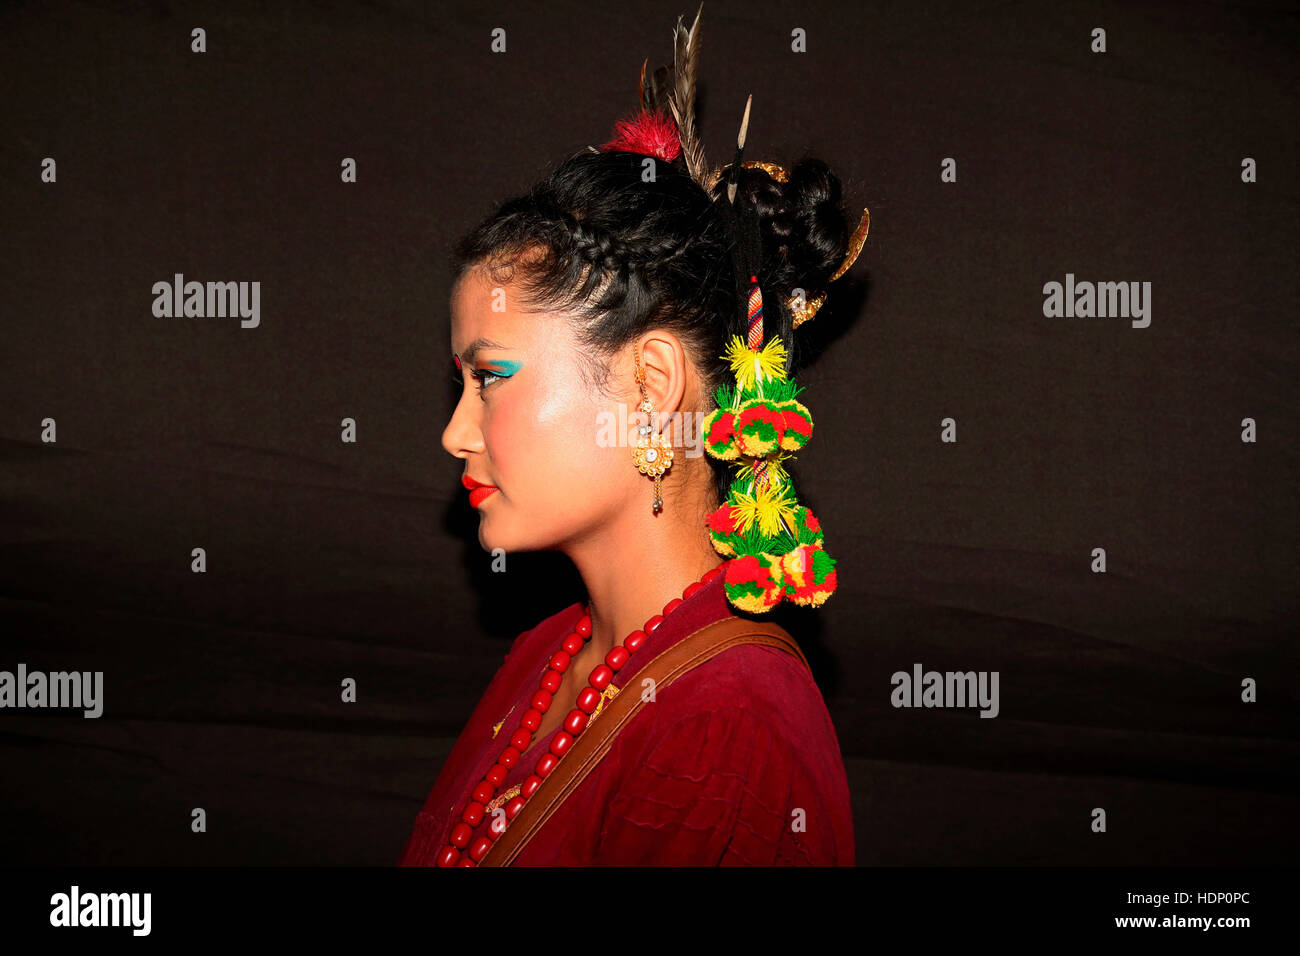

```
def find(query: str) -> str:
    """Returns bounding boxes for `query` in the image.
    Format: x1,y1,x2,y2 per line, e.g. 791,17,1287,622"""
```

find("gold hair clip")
795,203,869,327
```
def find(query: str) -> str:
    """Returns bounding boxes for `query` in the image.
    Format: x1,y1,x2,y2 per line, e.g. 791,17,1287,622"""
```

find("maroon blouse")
398,569,855,865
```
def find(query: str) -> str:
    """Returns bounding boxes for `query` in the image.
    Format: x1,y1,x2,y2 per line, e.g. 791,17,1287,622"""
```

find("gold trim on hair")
829,207,870,282
741,160,789,182
791,205,870,325
789,291,828,329
705,159,788,190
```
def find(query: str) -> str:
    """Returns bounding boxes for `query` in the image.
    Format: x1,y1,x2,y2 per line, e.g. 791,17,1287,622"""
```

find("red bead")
522,775,542,799
644,614,665,634
624,630,647,654
520,707,543,730
499,746,520,768
575,616,592,638
456,857,476,867
510,728,532,751
536,752,558,777
461,801,485,826
541,670,562,693
577,687,601,713
564,708,589,735
703,566,722,583
590,664,613,690
562,633,583,655
472,781,494,805
505,796,526,819
548,651,570,673
436,846,460,867
530,689,552,713
663,597,683,616
684,581,703,598
470,836,492,861
450,822,473,848
550,731,573,757
605,645,629,671
486,765,507,787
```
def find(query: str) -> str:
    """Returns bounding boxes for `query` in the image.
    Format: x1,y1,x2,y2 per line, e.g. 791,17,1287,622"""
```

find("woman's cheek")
479,378,578,495
480,403,519,495
528,377,622,492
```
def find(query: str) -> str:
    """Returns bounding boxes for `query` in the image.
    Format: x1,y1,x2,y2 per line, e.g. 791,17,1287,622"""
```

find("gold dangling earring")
631,343,674,514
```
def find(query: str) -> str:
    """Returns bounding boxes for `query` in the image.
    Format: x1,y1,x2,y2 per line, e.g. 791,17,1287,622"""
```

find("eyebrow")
454,337,513,366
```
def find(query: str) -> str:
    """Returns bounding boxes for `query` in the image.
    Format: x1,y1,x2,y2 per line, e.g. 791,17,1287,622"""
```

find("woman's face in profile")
443,266,632,554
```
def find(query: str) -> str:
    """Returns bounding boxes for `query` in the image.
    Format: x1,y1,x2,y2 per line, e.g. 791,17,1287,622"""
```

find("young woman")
399,11,867,866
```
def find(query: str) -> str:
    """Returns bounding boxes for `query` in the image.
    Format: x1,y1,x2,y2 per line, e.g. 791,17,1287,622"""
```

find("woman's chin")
475,513,511,553
476,516,555,557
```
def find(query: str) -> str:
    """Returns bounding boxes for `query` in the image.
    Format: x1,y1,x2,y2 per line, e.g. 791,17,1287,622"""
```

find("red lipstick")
462,473,498,508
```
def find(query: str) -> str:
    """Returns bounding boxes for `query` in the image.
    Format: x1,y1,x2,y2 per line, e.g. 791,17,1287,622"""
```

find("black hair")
450,147,853,506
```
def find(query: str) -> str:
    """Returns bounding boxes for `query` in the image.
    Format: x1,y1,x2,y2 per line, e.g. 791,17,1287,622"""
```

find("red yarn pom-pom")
601,109,681,162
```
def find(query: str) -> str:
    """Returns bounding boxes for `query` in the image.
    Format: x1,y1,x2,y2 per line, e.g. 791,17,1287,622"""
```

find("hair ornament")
700,261,839,612
593,3,865,613
601,107,682,162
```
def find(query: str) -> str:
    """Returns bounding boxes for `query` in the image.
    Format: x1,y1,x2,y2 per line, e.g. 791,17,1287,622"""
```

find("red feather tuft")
600,108,681,162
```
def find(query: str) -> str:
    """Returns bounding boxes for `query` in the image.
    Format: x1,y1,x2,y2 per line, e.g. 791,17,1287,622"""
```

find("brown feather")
649,64,674,114
668,3,707,185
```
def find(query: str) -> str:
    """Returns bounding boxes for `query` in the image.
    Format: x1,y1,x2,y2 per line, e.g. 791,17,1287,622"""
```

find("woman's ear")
633,333,689,428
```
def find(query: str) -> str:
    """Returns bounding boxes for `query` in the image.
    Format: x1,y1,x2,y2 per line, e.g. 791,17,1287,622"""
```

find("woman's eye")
452,361,511,398
470,369,502,391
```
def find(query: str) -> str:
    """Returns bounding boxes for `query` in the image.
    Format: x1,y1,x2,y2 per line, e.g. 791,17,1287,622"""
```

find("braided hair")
451,148,854,506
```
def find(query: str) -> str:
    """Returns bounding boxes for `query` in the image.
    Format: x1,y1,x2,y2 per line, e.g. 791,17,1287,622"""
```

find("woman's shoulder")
597,637,854,865
657,639,828,729
618,636,839,767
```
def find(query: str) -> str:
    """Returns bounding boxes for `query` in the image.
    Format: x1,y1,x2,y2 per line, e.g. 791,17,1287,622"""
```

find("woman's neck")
566,496,723,662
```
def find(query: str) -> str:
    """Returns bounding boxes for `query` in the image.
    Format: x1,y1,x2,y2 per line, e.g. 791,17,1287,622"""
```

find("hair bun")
749,158,851,297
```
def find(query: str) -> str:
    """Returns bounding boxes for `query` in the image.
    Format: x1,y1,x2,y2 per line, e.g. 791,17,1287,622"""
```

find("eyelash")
454,368,503,396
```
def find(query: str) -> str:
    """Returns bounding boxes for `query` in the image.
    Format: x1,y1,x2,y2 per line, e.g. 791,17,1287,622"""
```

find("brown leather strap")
478,616,809,866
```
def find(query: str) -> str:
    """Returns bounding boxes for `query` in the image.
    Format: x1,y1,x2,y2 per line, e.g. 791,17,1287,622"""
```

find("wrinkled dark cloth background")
1,0,1296,865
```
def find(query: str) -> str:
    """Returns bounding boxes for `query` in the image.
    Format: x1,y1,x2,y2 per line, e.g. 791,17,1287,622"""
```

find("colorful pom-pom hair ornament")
595,3,870,614
700,254,844,613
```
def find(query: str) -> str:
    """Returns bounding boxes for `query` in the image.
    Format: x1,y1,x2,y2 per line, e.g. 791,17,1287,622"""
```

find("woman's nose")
442,388,485,459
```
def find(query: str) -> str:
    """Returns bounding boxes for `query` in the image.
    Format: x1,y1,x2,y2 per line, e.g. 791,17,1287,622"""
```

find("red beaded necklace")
436,560,728,866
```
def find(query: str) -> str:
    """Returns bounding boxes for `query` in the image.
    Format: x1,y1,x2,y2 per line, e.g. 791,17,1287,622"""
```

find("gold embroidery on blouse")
590,682,620,721
485,784,521,813
492,682,621,741
491,704,515,740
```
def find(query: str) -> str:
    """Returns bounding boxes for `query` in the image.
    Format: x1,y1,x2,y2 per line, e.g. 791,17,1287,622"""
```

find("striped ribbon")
744,275,769,491
745,275,764,349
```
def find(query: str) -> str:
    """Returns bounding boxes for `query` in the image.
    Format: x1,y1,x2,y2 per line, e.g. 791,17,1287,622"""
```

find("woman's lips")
462,474,498,508
468,485,497,508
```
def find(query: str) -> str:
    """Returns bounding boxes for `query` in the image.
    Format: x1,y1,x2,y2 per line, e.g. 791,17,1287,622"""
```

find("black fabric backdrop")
1,0,1296,866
